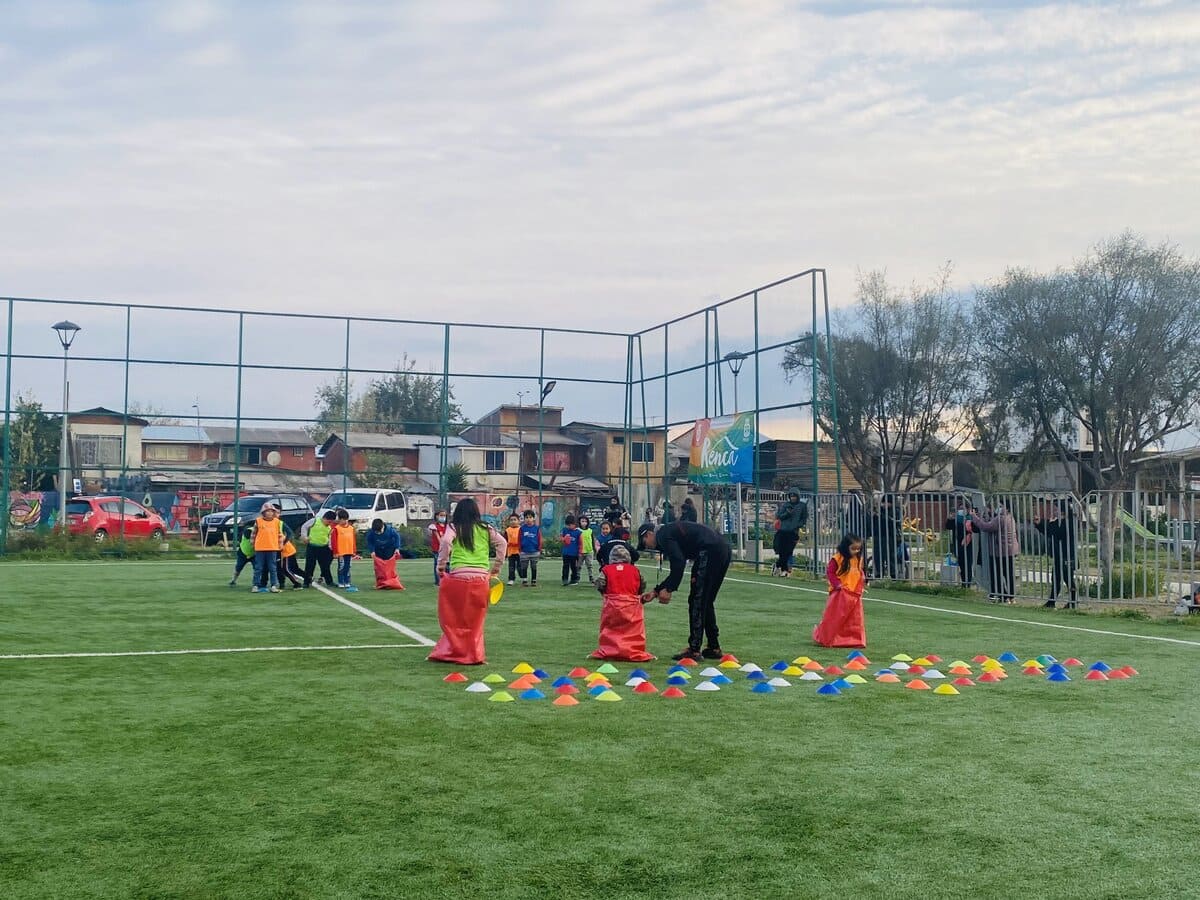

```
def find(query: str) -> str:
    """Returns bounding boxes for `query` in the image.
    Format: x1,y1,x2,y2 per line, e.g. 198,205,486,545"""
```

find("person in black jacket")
943,498,978,587
603,496,627,529
639,521,731,661
1033,499,1078,609
679,497,699,523
772,491,807,577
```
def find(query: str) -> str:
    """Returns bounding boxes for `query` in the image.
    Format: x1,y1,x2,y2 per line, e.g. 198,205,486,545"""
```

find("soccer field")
3,559,1199,899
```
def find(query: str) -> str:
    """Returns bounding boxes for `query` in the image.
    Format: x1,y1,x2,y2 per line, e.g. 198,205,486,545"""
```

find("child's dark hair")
836,533,863,576
523,509,535,519
579,515,589,526
336,508,349,520
452,499,482,552
371,518,384,531
565,514,576,526
322,510,337,521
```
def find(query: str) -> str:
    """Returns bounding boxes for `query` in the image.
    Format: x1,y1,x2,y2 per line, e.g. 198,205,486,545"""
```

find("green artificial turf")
2,558,1199,899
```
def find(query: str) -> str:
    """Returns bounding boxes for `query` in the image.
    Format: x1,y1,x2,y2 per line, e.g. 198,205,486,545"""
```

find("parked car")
66,496,167,543
318,489,409,531
199,494,314,545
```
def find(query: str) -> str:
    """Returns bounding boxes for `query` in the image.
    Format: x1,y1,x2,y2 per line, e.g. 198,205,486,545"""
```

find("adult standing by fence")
679,497,698,523
944,498,978,587
873,494,903,579
772,490,807,577
1034,499,1078,609
973,503,1019,602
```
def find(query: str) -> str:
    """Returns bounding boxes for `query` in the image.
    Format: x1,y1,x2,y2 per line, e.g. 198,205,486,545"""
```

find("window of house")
292,446,305,457
485,450,505,472
612,436,625,445
245,447,261,465
145,444,189,461
74,435,123,467
631,442,655,463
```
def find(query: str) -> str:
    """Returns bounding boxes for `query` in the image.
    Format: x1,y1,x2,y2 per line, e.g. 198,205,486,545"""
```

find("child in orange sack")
813,533,866,648
590,544,655,661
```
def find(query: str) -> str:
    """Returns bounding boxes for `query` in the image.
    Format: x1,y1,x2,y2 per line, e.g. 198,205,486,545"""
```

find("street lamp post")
724,351,747,559
516,390,529,503
537,380,556,525
53,320,82,529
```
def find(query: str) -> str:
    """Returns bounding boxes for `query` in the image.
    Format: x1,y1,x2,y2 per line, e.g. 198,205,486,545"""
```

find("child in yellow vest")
251,504,284,594
331,509,359,592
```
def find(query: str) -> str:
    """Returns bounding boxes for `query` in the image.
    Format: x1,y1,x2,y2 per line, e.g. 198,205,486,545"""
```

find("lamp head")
52,320,81,351
723,350,746,376
540,380,557,401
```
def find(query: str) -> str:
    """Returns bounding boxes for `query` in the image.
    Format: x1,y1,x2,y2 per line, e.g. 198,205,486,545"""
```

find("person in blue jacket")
367,518,405,590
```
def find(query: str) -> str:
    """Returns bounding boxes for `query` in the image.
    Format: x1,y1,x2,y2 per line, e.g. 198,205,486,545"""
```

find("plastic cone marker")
932,684,960,695
595,691,622,702
770,661,790,671
816,683,840,695
875,673,902,683
926,655,942,663
569,667,591,678
512,662,535,674
1063,658,1084,667
711,674,733,685
1046,664,1068,676
553,695,579,706
629,668,649,679
667,676,689,686
844,674,868,684
720,653,739,663
633,682,659,694
1036,655,1057,666
1089,661,1112,672
1085,670,1108,681
952,677,975,686
625,677,646,688
588,684,611,696
1022,666,1044,675
907,665,927,676
752,682,777,694
892,653,914,662
972,654,990,663
489,691,515,703
803,661,824,671
913,657,932,666
906,679,931,691
799,671,824,681
551,676,574,688
1107,669,1130,680
585,672,608,682
998,652,1020,663
890,662,911,671
443,672,468,683
509,676,537,690
847,650,866,660
1120,666,1139,676
1022,660,1044,669
746,671,767,682
977,672,1002,683
824,665,845,675
700,667,723,678
661,687,686,698
831,678,854,690
667,665,688,675
519,689,546,700
695,681,721,692
1046,672,1071,683
677,657,698,667
483,673,507,684
465,682,492,693
719,660,741,669
949,660,970,669
874,669,894,677
793,656,813,666
767,677,792,687
555,684,580,695
740,663,763,673
844,660,867,671
948,666,972,676
596,663,619,674
783,665,805,676
532,668,549,679
981,660,1004,671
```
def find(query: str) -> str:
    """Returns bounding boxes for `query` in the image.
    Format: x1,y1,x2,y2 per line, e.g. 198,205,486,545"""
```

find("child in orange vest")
251,504,285,594
331,508,359,592
590,544,655,661
504,514,521,585
813,533,867,648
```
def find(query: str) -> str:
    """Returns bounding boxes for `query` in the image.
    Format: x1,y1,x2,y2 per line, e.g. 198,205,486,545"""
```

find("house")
318,432,439,492
67,407,148,490
414,435,521,493
758,439,861,493
461,405,596,492
563,421,667,506
206,426,318,472
142,425,216,465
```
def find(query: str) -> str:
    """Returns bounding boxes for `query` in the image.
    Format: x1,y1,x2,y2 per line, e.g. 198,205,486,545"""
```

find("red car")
66,496,167,542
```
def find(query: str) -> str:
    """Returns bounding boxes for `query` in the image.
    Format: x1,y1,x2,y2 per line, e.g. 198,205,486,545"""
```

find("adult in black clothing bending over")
639,521,731,662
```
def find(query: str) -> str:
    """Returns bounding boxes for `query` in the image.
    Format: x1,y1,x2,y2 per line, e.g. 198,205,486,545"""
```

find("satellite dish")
266,450,282,467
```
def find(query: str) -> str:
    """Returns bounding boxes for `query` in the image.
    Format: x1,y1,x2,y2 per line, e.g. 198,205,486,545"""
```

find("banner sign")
688,413,756,485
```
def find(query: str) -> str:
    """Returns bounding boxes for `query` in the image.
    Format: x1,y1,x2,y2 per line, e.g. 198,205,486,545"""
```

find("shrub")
1085,565,1163,600
397,526,434,558
4,529,172,560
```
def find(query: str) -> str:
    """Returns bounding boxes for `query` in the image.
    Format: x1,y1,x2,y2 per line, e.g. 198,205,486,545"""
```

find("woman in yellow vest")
251,504,285,594
428,498,507,665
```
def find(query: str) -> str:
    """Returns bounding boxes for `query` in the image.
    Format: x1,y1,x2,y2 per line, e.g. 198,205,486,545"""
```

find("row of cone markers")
441,651,1138,704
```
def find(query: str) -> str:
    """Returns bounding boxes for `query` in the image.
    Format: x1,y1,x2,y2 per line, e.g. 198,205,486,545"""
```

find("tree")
127,401,183,425
783,267,977,493
4,396,60,491
442,462,469,493
353,451,407,489
975,232,1200,573
310,355,462,441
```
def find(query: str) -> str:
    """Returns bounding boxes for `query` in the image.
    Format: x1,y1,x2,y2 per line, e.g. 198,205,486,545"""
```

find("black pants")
990,554,1015,601
687,546,731,651
561,556,580,584
876,540,898,579
278,554,304,588
955,544,975,586
232,550,252,581
1049,553,1077,605
518,557,538,584
774,531,799,571
304,545,334,586
508,555,520,582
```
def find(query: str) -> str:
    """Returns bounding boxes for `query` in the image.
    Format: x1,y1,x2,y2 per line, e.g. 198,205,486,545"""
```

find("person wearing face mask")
428,509,449,585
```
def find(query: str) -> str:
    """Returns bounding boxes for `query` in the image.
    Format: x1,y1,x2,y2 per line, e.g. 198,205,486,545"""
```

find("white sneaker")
507,579,515,586
269,586,282,593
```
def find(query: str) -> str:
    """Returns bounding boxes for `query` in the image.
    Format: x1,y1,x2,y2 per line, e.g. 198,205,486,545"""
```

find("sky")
2,0,1198,438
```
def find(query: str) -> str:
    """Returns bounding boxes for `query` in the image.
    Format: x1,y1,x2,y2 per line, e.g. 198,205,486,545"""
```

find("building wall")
765,440,860,492
69,422,144,472
573,427,666,482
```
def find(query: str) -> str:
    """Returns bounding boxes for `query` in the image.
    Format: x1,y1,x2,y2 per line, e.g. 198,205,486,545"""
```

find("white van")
318,489,409,531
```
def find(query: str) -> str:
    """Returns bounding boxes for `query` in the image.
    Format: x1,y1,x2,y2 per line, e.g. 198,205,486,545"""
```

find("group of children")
497,511,631,588
230,506,406,594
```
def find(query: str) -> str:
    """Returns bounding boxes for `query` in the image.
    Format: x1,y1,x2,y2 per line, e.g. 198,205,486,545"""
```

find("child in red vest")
590,544,655,661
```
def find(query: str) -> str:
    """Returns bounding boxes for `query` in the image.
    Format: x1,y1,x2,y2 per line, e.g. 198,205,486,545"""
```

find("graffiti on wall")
7,491,59,529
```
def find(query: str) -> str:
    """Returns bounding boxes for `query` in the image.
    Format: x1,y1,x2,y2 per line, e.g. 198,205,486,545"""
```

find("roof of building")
72,407,150,426
142,425,211,443
205,426,314,446
320,432,423,452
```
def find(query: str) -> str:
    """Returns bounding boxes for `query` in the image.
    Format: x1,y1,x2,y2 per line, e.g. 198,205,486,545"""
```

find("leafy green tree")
442,462,469,493
309,355,462,440
3,396,61,491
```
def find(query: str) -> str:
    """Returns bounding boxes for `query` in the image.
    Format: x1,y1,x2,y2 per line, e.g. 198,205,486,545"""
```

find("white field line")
310,581,435,646
639,564,1200,649
0,643,423,661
